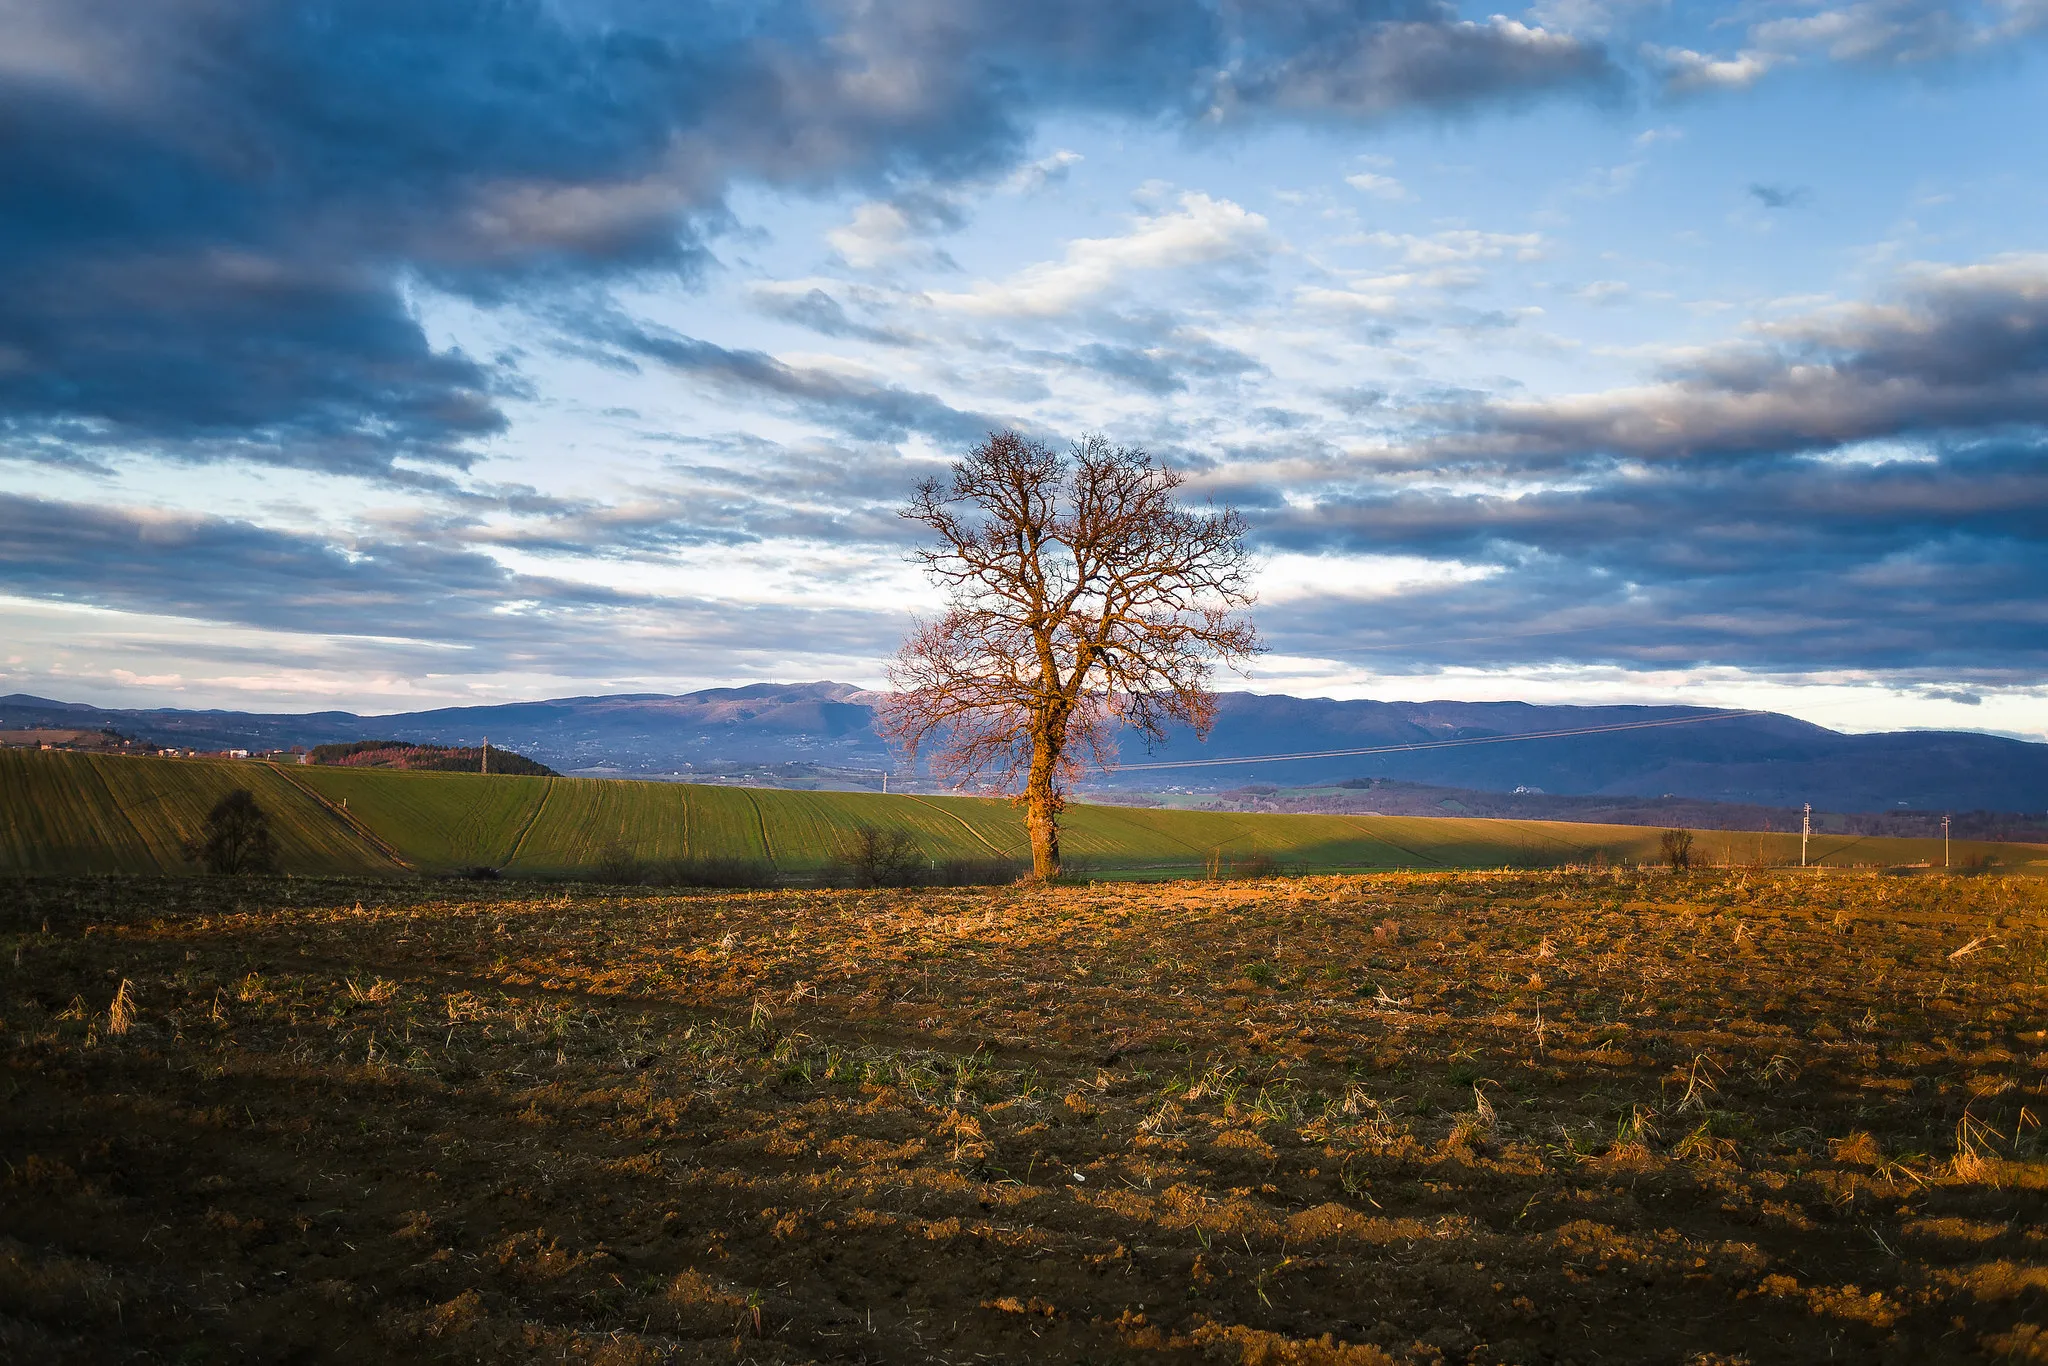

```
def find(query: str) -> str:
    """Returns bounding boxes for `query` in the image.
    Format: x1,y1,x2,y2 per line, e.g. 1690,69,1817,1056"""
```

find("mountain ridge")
3,685,2043,814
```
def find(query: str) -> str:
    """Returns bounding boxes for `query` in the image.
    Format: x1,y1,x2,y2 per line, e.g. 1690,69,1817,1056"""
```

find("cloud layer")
2,1,2046,722
0,0,1615,477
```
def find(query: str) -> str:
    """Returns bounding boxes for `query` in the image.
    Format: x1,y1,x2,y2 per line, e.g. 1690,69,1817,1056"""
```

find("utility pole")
1943,813,1950,869
481,737,488,776
1801,802,1811,868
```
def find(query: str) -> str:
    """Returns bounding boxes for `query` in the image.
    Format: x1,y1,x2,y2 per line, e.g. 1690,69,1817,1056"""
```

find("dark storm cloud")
0,0,1616,472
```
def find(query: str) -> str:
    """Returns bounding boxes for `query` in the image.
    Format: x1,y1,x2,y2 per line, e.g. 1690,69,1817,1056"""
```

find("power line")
1104,708,1772,773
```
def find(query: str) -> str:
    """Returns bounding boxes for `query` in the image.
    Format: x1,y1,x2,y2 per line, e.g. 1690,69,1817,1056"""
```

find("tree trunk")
1024,726,1063,881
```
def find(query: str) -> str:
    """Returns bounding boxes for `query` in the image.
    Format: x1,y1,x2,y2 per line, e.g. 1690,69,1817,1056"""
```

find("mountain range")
4,683,2044,815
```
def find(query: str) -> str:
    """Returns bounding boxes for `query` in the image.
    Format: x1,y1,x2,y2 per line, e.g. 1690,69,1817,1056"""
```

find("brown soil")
3,870,2045,1364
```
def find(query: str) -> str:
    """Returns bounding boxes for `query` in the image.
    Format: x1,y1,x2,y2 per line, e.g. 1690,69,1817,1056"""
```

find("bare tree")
1660,827,1695,871
879,431,1260,880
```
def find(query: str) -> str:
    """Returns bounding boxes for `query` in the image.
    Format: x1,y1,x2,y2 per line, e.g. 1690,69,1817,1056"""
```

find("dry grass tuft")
105,979,134,1036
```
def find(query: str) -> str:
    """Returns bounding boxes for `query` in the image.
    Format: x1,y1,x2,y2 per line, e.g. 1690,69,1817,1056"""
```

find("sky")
2,0,2046,737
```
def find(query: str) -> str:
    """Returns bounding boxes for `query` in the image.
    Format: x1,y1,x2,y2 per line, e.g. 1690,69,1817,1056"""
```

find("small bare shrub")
831,827,926,888
1660,828,1695,870
1229,852,1283,879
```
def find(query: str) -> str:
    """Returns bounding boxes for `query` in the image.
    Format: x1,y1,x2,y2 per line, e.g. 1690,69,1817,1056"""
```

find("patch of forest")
305,740,558,776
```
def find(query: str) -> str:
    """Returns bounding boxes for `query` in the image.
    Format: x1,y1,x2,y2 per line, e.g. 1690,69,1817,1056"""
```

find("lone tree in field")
880,431,1260,880
188,788,278,875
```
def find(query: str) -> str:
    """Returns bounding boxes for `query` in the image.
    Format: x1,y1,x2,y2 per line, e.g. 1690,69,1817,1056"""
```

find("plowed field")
4,870,2045,1363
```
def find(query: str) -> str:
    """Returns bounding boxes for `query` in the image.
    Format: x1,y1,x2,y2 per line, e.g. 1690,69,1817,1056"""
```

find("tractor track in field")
739,786,775,864
902,794,1017,860
266,763,414,871
502,776,555,869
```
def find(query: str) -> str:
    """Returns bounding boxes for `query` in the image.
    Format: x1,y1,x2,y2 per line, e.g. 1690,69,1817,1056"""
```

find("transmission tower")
1801,802,1811,868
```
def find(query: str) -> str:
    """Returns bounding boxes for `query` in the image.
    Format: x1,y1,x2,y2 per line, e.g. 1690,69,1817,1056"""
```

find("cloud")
1351,230,1550,265
0,492,621,639
0,492,905,674
571,309,1004,446
1750,0,2047,65
928,192,1276,318
827,194,965,271
1220,13,1621,118
1575,280,1632,303
1652,1,2048,95
1650,45,1784,93
0,0,1623,474
1209,256,2048,682
749,285,914,346
1345,172,1412,200
1000,149,1085,195
1433,255,2048,466
1246,444,2048,677
1058,331,1267,395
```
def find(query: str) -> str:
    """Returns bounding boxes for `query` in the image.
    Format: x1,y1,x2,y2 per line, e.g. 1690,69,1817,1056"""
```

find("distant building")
227,749,250,759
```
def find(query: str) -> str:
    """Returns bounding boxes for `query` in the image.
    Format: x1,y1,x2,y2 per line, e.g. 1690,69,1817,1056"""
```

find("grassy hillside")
4,749,2043,877
0,749,402,875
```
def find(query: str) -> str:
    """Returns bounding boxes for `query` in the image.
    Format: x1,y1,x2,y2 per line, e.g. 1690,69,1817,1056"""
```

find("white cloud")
925,192,1276,318
1257,552,1500,605
1351,230,1548,265
1000,149,1083,194
1659,0,2048,89
1748,1,2036,64
1650,44,1785,93
827,201,948,271
1344,172,1412,201
1293,285,1404,316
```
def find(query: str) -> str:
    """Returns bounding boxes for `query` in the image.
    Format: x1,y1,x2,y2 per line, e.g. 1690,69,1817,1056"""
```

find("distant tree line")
307,740,558,776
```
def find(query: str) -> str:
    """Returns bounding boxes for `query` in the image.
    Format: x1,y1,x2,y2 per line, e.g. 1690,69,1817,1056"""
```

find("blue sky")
3,0,2046,736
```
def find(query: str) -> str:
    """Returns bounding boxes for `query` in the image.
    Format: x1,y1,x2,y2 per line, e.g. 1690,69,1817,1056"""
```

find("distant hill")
1188,778,2048,843
4,683,2046,815
307,740,558,777
7,749,2040,878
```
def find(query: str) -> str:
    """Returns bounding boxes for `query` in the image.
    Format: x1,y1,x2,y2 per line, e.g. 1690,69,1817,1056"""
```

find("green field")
4,748,2043,878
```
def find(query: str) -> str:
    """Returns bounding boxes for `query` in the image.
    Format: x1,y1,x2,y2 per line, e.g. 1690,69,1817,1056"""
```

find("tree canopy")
880,431,1259,879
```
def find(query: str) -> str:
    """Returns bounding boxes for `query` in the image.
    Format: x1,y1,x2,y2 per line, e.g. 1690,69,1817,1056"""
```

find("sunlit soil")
3,870,2045,1364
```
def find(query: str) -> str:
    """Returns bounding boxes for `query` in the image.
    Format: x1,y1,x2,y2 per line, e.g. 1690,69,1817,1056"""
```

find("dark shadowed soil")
3,870,2044,1364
